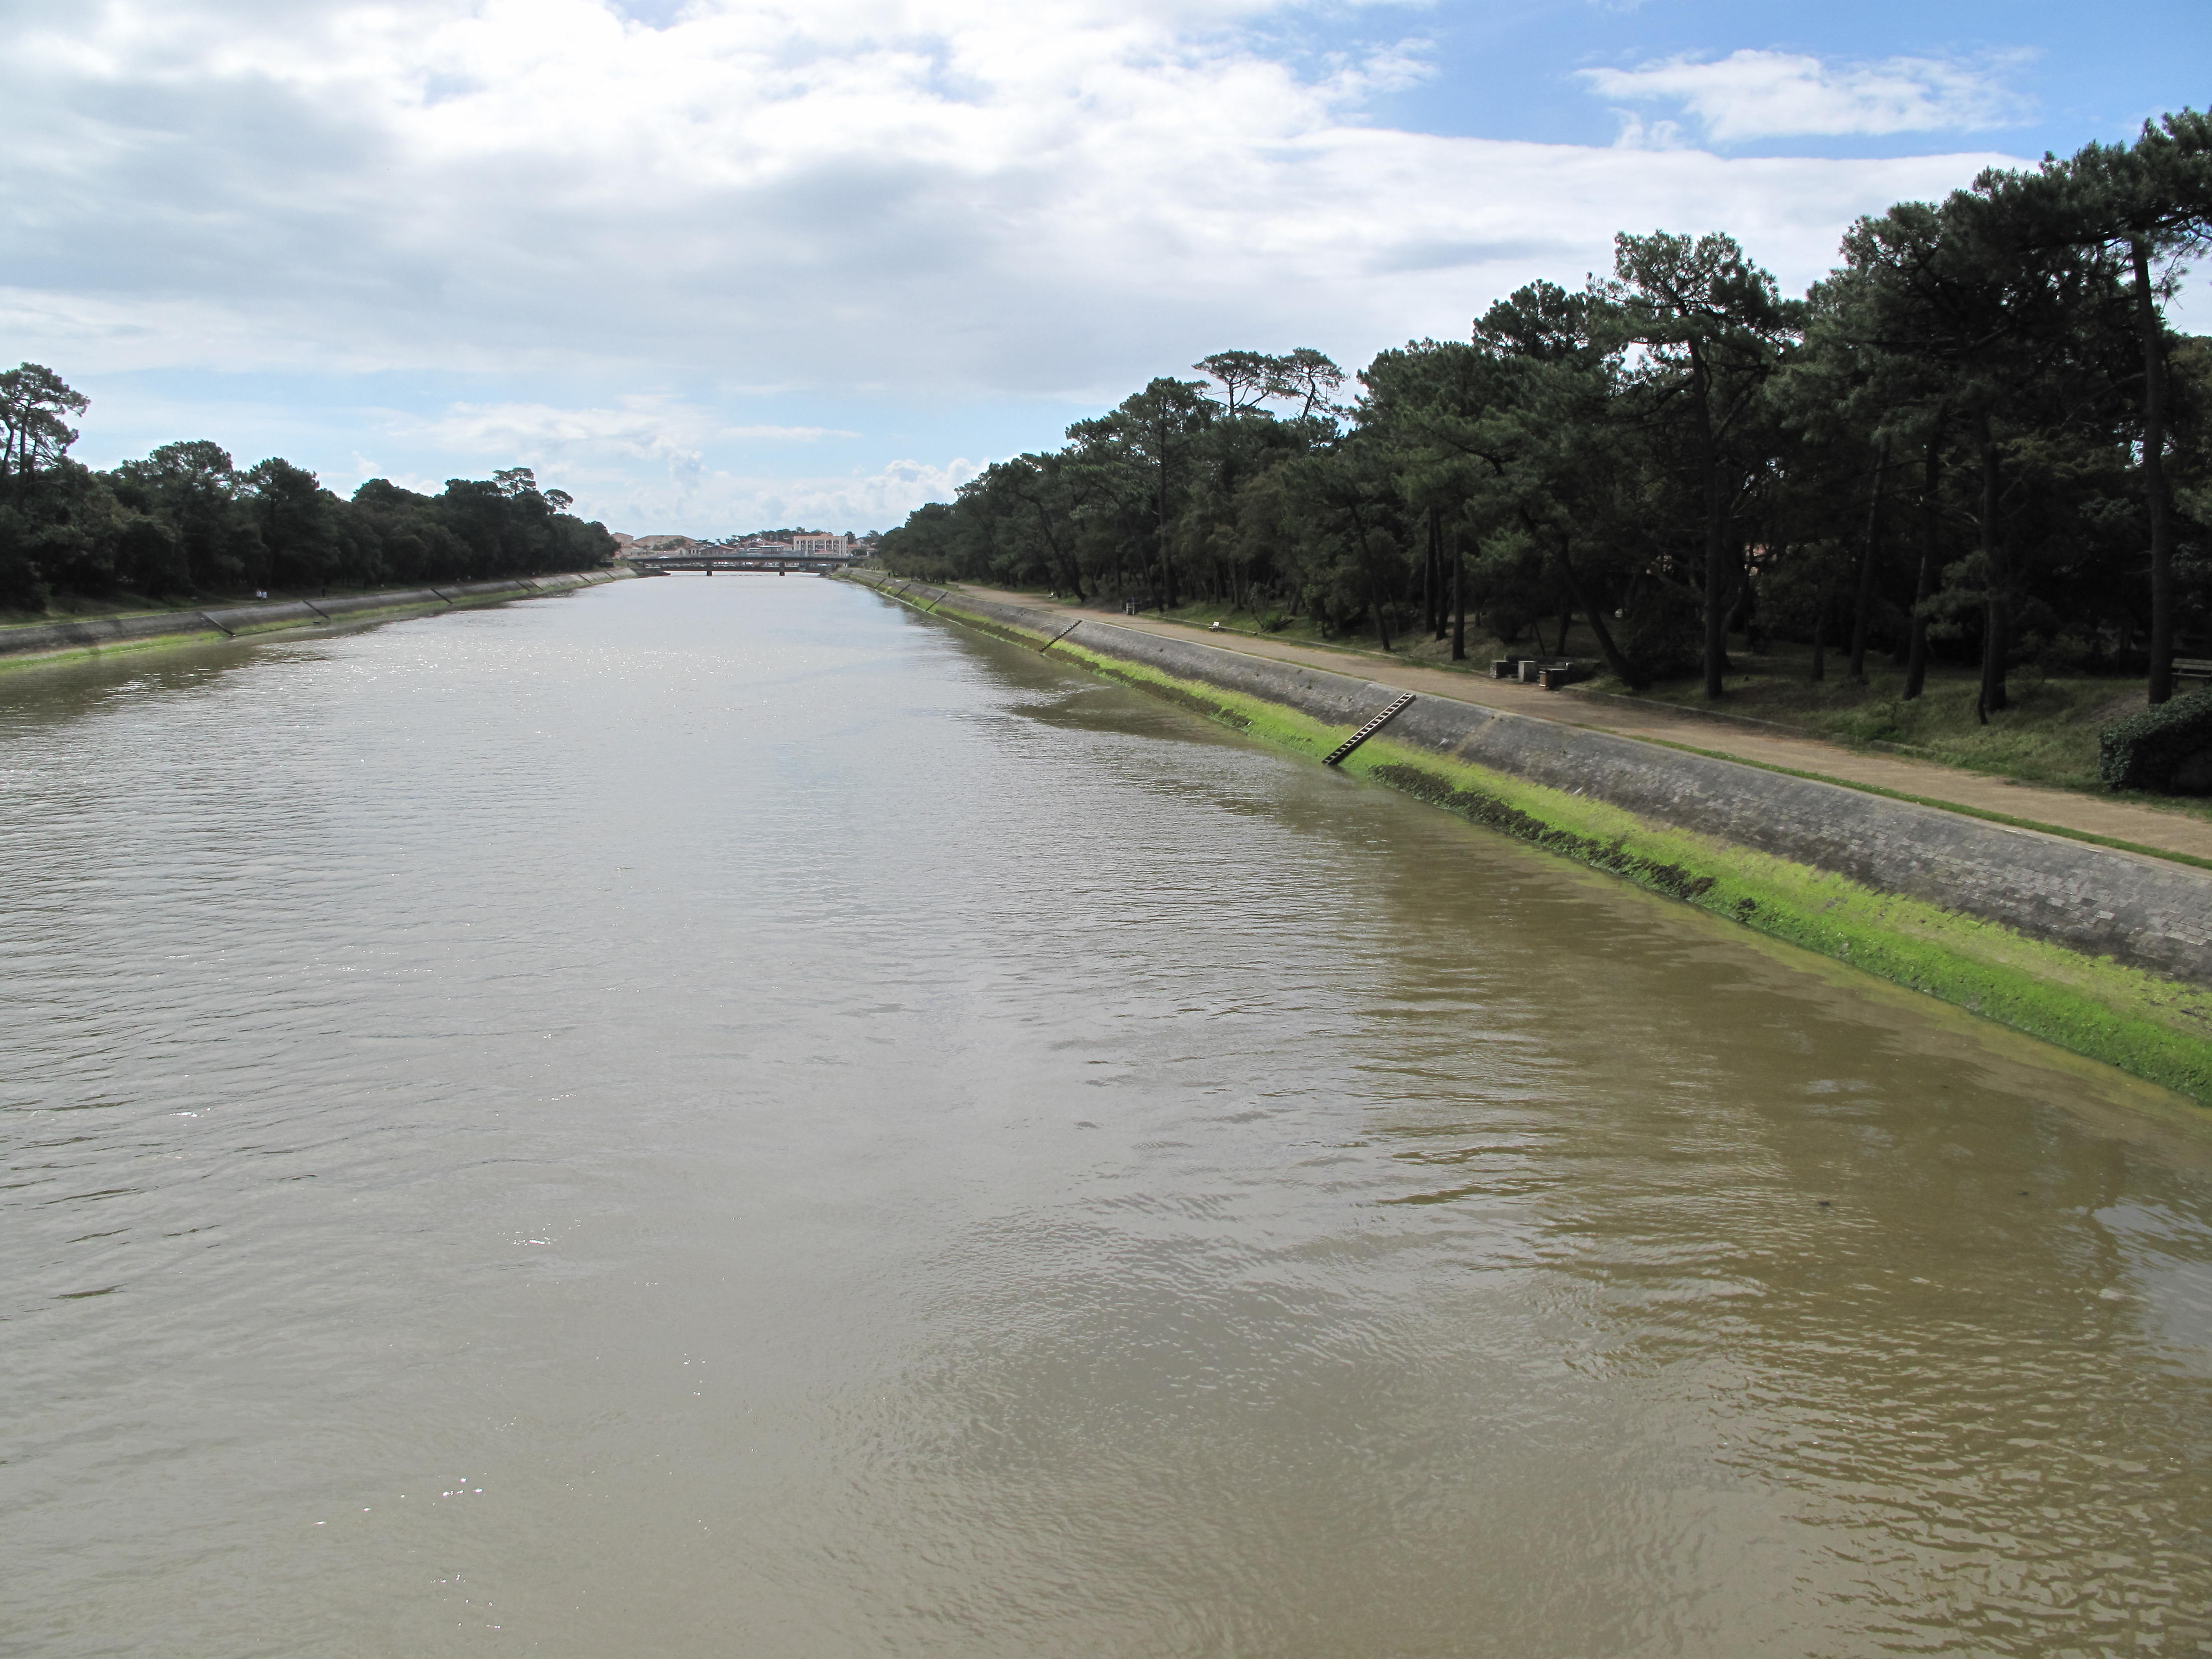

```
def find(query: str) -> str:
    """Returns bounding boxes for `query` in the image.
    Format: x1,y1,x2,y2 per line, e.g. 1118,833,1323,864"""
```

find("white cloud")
2,3,2025,529
401,399,855,460
350,392,974,529
594,456,987,537
1580,49,2030,145
2,3,2012,388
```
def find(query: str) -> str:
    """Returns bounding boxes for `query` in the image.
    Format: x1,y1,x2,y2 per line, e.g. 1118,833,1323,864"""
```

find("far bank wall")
0,570,628,667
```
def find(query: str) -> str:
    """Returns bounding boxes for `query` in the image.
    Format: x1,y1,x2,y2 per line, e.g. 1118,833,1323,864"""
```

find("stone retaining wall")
0,569,626,663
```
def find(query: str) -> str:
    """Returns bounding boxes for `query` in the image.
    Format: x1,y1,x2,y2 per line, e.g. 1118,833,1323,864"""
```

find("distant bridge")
627,549,862,576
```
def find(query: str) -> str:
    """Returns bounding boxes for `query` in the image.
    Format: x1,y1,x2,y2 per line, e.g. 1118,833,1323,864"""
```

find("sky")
6,1,2207,536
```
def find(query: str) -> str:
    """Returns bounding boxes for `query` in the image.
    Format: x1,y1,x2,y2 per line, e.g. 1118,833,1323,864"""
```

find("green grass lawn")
1619,656,2125,785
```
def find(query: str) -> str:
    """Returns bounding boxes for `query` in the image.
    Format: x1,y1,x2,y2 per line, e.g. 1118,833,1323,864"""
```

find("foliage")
0,380,616,612
2100,688,2212,791
881,109,2212,724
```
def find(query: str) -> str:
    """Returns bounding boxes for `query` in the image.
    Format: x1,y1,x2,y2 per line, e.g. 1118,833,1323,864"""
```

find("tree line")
882,113,2212,709
0,367,617,610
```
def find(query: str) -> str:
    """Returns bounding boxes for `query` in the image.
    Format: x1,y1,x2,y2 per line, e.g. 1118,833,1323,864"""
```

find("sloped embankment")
0,570,629,667
848,571,2212,1103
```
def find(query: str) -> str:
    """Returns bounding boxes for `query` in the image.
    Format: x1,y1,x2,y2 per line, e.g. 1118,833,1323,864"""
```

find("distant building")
623,531,855,561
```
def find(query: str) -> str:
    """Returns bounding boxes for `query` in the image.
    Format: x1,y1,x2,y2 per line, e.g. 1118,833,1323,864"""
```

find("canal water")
4,577,2209,1658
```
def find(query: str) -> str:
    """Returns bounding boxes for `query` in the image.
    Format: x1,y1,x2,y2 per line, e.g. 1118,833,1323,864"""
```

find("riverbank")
845,570,2212,1104
984,592,2208,817
946,583,2212,862
0,569,630,669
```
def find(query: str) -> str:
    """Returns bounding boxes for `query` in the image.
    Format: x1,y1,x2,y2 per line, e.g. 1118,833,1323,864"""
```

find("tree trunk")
1976,418,2008,719
1727,548,1756,646
1345,503,1391,652
1432,508,1448,639
1903,423,1942,700
1558,537,1642,688
1810,590,1827,681
2135,238,2176,706
1849,438,1887,680
1450,524,1466,662
1155,434,1178,610
1422,506,1439,639
1700,391,1728,699
1031,505,1084,602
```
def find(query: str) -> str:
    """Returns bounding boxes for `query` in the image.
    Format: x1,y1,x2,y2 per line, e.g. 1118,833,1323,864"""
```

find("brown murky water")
3,577,2209,1657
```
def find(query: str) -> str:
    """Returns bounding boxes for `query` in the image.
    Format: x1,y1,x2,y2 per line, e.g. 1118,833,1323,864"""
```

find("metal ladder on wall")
1323,693,1416,767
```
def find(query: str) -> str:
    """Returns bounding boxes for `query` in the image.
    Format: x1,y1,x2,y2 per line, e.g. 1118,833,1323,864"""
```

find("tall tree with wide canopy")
1807,206,1973,700
111,441,257,591
0,364,88,504
1092,378,1213,610
1357,338,1496,662
243,458,345,588
1265,349,1348,422
1602,232,1803,698
1194,351,1275,416
2018,110,2212,703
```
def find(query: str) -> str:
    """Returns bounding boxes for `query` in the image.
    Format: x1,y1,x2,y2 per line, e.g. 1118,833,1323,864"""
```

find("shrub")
2099,689,2212,793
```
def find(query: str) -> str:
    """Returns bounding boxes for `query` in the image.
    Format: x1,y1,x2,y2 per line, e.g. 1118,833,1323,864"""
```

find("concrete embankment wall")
846,571,2212,1102
0,569,627,667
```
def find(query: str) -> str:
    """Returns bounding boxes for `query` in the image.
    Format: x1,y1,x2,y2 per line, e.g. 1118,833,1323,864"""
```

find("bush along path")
2104,692,2212,795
